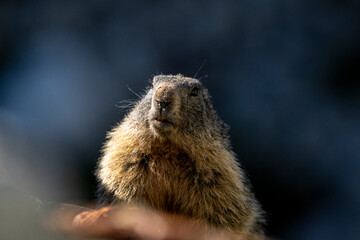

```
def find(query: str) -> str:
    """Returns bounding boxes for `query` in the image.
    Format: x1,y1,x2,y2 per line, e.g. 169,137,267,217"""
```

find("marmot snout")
149,76,201,137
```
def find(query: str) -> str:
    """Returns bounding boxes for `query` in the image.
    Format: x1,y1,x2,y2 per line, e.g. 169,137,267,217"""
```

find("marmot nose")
154,85,175,108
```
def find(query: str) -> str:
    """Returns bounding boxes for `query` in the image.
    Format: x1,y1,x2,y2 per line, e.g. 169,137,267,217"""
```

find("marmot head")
140,74,228,146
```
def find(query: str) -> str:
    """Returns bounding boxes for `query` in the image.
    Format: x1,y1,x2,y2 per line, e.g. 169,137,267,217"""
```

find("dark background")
0,1,359,239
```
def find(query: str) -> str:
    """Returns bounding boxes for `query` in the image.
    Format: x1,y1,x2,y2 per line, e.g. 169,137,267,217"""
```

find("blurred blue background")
0,1,359,239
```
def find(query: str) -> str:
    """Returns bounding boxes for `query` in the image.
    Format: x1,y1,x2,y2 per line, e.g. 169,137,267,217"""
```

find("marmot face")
147,75,207,139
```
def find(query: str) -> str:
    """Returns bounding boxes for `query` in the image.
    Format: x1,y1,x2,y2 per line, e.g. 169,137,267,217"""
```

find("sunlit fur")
97,74,265,239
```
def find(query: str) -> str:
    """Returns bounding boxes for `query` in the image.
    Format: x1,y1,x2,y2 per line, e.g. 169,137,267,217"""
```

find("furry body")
97,75,264,238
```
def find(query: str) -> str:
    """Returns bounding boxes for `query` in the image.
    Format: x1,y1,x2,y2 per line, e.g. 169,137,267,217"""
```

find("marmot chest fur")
96,74,264,237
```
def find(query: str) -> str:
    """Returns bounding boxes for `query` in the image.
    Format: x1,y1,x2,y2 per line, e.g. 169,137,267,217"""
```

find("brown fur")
96,74,265,238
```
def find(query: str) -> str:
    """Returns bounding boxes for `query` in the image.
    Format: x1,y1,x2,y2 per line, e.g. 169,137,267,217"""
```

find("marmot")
96,74,265,239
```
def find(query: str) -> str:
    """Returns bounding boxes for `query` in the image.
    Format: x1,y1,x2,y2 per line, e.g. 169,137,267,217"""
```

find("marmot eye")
190,87,199,97
150,84,154,89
